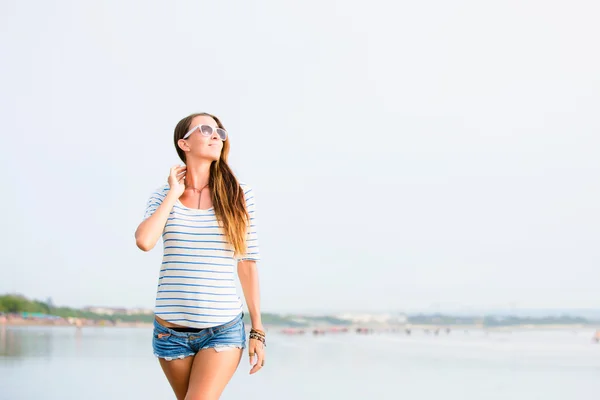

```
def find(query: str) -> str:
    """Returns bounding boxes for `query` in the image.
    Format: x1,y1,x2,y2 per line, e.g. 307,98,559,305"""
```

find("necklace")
185,181,210,209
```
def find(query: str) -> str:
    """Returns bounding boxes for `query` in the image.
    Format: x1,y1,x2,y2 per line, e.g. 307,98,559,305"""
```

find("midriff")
155,315,188,328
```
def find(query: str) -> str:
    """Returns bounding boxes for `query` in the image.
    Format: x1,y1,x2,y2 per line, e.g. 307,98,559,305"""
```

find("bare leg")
158,356,195,400
185,348,243,400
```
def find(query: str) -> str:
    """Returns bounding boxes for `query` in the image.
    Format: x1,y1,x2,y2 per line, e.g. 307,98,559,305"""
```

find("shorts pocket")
210,320,246,348
155,332,171,340
152,330,193,360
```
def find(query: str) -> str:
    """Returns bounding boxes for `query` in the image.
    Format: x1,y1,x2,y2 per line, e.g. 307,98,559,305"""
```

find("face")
179,115,225,162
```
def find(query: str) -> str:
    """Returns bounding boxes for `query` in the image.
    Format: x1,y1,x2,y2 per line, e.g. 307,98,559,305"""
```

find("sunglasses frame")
183,124,228,141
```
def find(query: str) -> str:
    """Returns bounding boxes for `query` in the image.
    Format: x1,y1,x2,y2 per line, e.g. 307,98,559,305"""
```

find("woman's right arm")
135,165,186,252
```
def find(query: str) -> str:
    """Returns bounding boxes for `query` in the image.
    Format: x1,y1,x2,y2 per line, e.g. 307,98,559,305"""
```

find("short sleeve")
143,185,170,220
238,184,261,262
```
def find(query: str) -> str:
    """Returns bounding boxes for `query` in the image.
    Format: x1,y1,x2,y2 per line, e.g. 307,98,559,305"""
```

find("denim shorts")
152,313,246,361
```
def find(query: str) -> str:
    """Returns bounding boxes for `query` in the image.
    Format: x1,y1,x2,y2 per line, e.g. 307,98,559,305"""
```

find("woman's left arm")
238,259,265,374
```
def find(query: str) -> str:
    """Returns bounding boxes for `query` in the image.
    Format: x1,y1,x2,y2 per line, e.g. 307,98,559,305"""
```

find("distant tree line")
0,294,51,314
1,294,594,327
0,294,355,326
0,294,154,323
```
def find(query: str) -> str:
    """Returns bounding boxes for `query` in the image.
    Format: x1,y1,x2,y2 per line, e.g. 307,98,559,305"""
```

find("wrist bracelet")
250,328,265,336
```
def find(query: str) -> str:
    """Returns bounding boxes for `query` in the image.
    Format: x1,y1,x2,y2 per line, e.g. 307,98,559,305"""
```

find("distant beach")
2,314,597,335
0,314,152,328
2,294,599,334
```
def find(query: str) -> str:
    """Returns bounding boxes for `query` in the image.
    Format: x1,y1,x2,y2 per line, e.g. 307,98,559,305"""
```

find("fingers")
169,165,186,184
250,348,264,374
170,165,187,175
249,341,265,375
248,342,256,366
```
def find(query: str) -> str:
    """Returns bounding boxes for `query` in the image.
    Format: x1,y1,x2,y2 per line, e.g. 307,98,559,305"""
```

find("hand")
168,165,186,198
248,328,266,375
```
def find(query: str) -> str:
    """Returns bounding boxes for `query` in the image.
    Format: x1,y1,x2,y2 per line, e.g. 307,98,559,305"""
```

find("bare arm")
135,191,178,251
237,260,263,328
135,165,186,252
238,259,265,374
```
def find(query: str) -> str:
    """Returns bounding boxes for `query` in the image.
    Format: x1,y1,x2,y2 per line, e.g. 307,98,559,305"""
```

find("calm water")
1,325,599,399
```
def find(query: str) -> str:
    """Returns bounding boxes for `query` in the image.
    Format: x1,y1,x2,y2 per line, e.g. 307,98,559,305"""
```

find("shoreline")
1,319,153,328
2,319,598,332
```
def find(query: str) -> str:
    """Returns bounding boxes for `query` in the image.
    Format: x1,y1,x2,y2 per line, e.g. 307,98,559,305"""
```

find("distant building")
336,313,407,325
83,307,124,316
126,308,154,316
82,306,154,316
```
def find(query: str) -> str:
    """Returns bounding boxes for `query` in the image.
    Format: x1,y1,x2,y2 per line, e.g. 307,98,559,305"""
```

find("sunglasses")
183,124,228,141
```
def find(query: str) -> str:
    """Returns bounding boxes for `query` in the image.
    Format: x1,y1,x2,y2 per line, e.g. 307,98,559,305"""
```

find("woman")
135,112,266,400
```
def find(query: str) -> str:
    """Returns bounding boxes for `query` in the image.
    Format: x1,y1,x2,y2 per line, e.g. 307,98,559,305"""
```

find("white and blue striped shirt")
144,183,261,329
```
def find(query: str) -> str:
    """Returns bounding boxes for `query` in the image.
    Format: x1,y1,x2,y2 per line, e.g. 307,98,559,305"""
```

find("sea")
1,325,599,399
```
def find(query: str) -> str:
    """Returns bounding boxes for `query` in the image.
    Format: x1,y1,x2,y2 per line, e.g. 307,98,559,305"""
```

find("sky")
0,0,598,314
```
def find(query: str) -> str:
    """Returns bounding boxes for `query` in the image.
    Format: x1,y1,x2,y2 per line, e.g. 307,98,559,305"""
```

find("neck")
184,159,212,189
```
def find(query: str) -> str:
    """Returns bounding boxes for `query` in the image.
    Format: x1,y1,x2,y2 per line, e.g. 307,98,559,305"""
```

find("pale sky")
1,0,598,314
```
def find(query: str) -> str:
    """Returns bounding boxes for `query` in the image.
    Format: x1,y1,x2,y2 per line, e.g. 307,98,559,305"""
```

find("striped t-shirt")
143,183,260,329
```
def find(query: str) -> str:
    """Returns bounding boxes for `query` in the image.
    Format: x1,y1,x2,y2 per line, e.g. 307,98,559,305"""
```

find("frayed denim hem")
154,352,195,361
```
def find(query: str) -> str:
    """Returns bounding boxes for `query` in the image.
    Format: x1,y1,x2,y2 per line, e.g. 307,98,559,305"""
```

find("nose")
210,128,220,140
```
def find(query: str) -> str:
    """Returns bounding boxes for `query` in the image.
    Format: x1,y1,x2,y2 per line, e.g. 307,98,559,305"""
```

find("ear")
177,138,190,152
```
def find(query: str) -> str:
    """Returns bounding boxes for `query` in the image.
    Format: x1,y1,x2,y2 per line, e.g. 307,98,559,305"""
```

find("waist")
153,312,243,335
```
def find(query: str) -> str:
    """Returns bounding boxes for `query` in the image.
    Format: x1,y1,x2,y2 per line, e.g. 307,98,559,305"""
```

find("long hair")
173,113,249,256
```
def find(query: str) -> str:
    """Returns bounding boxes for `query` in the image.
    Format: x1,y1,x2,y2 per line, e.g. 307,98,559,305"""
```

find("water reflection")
1,325,599,400
0,326,69,358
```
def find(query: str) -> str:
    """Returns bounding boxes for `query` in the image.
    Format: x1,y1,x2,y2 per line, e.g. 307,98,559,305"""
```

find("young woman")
135,113,266,400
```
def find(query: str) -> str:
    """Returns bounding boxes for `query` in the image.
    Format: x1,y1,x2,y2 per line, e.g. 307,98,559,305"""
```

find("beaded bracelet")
249,331,265,340
249,332,266,346
250,328,265,336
